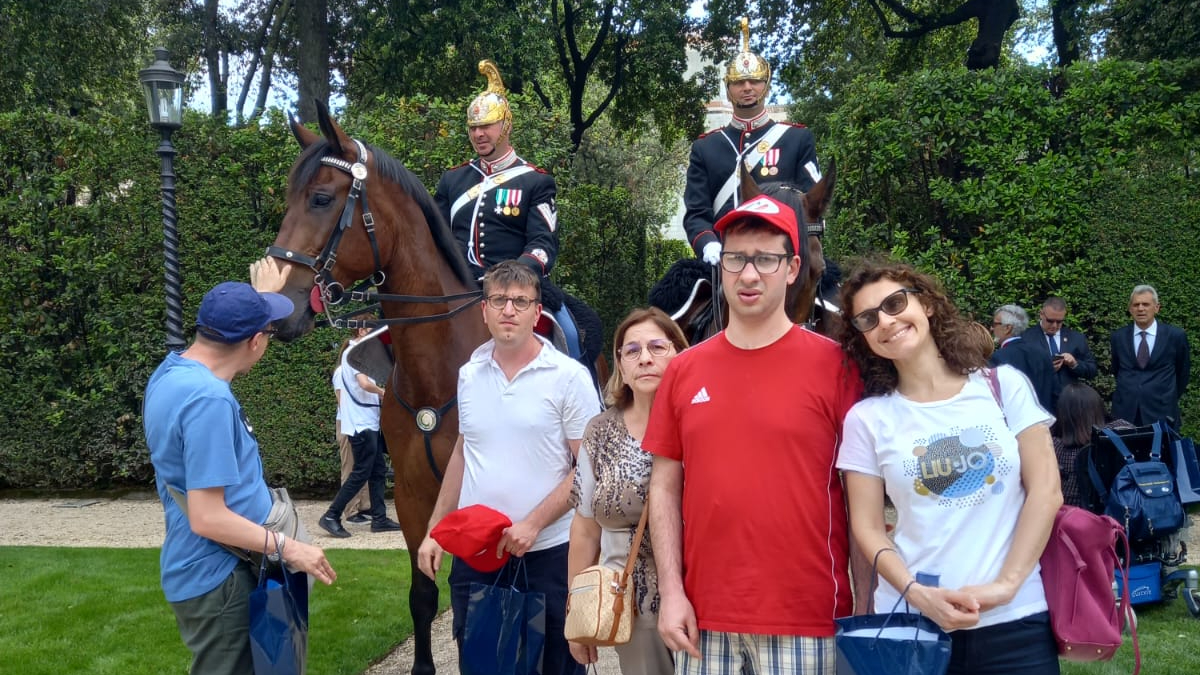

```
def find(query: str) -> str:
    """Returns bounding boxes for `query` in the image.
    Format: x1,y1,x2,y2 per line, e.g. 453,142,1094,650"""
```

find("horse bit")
266,136,480,482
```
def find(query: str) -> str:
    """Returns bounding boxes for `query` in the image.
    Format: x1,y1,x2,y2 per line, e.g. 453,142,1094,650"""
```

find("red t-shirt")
643,326,862,636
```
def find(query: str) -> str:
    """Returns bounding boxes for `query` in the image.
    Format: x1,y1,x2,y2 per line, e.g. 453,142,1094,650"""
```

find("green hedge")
0,99,686,490
824,59,1200,433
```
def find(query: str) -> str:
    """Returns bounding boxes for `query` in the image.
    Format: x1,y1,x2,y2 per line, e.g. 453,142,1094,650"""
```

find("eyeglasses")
262,328,279,340
619,339,675,361
851,288,921,332
485,294,537,312
719,252,791,275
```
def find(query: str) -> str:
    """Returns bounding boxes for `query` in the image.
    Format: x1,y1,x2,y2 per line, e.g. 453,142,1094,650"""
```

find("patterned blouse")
571,406,660,616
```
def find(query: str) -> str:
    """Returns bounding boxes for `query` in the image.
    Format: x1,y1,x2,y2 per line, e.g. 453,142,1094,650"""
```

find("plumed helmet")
724,17,771,87
466,60,513,131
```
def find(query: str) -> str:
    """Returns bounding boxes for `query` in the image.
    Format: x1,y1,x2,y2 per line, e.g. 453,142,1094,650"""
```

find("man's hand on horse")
416,535,444,581
249,256,288,293
496,520,540,558
701,241,722,266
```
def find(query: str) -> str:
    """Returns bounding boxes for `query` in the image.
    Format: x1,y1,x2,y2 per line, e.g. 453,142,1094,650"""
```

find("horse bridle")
266,137,481,330
268,136,482,484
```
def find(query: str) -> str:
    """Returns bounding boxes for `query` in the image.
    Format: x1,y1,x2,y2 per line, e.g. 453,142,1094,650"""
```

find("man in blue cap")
144,273,337,675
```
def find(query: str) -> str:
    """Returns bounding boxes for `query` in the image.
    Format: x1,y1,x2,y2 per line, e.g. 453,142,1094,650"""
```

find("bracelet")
277,532,287,562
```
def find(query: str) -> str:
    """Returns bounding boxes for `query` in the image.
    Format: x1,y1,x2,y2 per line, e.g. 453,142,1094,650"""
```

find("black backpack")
1087,423,1185,542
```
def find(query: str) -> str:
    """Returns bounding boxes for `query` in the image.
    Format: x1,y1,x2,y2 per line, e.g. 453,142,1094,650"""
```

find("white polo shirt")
457,336,600,550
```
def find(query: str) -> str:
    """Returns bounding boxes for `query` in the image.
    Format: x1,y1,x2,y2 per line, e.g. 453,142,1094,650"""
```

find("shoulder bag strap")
167,485,259,564
620,497,651,585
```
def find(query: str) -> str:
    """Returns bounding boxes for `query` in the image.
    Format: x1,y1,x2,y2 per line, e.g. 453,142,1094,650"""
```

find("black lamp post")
139,48,187,353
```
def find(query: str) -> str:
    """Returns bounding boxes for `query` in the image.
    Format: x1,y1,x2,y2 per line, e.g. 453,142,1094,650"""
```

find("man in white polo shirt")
417,260,600,675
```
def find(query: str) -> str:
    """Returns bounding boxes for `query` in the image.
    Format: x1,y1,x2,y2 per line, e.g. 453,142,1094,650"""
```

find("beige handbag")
564,500,650,646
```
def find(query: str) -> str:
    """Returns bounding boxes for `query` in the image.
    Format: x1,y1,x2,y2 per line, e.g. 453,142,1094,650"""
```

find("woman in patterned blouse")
567,307,688,674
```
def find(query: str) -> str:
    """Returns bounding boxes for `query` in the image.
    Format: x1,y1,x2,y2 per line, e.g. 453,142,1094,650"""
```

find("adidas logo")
690,387,711,404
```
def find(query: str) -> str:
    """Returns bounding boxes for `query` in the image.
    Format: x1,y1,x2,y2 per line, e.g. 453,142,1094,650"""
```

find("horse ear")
739,162,760,200
315,99,347,156
289,113,319,149
804,159,837,224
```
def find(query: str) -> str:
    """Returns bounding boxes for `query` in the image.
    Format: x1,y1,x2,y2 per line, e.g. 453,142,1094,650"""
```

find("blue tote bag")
249,538,310,675
835,550,950,675
461,560,547,675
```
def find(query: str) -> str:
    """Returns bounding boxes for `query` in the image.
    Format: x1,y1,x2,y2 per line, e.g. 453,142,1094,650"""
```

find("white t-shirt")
337,342,381,435
457,336,601,551
837,366,1053,628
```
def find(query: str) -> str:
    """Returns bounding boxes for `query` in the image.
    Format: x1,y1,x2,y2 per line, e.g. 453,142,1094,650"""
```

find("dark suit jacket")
1024,324,1098,410
1110,321,1191,427
990,335,1058,413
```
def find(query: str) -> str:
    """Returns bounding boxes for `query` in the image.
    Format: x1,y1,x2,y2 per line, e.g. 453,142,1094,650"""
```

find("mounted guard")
682,17,823,266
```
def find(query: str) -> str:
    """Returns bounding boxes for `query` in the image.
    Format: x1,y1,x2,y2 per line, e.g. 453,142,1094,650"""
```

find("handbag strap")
620,496,651,585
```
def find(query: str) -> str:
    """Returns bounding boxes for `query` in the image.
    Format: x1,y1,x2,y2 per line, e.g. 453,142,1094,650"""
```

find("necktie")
1137,330,1150,368
1048,335,1060,356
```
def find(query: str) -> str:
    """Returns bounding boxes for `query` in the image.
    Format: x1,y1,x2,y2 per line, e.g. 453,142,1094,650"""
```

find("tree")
294,0,330,122
0,0,150,113
342,0,708,151
1103,0,1200,63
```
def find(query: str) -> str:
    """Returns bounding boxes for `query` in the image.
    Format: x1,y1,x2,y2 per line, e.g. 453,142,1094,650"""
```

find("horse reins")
268,135,482,483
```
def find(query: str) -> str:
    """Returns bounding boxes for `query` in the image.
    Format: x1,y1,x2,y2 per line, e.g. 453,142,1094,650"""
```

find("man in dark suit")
1110,284,1191,427
990,304,1058,412
1023,296,1098,411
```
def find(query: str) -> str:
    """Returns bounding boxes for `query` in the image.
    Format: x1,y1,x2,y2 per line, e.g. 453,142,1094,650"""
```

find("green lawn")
0,547,450,675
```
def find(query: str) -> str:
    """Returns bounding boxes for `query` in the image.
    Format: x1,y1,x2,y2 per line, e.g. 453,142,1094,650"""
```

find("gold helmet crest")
467,60,513,130
724,17,771,85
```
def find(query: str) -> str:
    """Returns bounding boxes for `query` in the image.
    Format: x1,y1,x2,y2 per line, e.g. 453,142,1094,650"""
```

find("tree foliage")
824,59,1200,431
0,0,150,113
342,0,708,150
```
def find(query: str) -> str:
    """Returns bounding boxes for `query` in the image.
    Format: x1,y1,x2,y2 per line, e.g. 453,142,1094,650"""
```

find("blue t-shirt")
144,352,272,602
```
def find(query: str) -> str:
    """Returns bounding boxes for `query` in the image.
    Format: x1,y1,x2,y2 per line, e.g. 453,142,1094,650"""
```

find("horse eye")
310,193,333,208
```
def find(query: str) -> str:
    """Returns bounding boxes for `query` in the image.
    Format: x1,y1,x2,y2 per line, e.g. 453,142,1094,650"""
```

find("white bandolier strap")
448,165,537,221
712,123,790,212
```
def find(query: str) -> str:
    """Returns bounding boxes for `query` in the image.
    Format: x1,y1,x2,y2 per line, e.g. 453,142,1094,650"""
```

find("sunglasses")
619,339,675,361
851,288,921,333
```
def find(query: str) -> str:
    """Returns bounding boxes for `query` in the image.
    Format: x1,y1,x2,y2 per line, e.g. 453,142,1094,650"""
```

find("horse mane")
289,139,478,289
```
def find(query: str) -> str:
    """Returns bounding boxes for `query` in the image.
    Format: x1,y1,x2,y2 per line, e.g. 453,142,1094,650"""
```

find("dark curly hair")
837,261,989,396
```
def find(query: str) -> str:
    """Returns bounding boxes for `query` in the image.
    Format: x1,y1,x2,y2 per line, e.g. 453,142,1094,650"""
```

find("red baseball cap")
713,195,800,254
430,504,512,572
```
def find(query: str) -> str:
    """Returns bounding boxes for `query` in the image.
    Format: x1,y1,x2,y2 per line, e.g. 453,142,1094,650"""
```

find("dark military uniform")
434,153,559,278
682,117,820,256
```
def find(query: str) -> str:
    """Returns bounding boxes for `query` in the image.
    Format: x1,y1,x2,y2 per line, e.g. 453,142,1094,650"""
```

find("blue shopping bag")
461,561,546,675
249,562,310,675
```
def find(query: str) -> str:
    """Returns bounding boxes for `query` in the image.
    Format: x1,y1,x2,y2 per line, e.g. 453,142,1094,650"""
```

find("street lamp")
139,47,186,352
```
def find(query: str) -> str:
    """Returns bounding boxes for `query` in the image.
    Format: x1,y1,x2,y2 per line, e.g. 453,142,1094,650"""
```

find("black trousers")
327,428,387,519
947,611,1059,675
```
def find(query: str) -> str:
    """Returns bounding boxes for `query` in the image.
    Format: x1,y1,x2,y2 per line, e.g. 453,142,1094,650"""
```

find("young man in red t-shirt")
644,195,866,674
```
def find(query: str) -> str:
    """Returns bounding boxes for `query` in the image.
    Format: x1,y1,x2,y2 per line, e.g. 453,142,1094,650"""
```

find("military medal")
763,148,781,176
510,190,521,217
495,190,506,215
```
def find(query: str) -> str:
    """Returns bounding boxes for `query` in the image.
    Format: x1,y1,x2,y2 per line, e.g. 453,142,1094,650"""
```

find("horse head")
268,102,475,341
744,161,838,327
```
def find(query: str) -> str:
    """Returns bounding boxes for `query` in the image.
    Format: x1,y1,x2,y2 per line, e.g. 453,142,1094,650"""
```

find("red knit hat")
430,504,512,572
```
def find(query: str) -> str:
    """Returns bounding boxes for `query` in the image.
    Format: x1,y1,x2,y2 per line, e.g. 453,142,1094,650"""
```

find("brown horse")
652,162,840,341
267,104,604,675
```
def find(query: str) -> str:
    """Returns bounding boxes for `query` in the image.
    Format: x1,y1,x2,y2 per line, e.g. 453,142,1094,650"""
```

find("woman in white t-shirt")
835,262,1063,675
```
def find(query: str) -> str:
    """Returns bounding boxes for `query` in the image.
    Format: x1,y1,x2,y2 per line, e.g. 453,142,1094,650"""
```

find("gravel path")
0,493,621,675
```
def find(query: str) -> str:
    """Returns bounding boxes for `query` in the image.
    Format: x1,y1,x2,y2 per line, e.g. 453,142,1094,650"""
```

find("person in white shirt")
331,332,370,523
318,327,402,537
416,260,600,675
836,261,1063,675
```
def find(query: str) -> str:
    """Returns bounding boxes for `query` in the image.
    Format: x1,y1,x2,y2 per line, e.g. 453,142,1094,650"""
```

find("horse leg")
390,437,443,675
407,548,439,675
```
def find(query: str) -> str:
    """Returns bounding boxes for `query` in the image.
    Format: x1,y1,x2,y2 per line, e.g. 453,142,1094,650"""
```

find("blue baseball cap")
195,282,294,343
